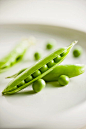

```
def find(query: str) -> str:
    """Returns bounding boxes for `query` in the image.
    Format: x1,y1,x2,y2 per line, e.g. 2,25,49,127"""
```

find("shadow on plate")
3,82,65,97
3,90,36,97
46,81,65,88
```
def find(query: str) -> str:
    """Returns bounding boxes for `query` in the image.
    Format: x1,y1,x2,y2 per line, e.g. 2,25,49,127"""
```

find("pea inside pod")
2,41,77,95
6,64,85,82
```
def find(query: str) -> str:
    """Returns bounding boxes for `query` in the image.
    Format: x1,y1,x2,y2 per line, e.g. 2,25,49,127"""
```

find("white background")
0,0,86,129
0,0,86,31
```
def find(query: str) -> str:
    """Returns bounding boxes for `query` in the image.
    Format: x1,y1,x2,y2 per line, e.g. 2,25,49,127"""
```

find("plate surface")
0,24,86,129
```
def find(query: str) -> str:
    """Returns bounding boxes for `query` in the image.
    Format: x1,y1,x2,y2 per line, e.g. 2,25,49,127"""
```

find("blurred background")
0,1,86,129
0,0,86,31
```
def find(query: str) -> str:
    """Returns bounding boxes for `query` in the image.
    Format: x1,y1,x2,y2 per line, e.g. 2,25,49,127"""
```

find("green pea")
46,43,54,50
47,60,55,68
46,39,57,50
34,52,41,60
60,50,67,57
2,41,76,95
43,64,85,82
54,55,61,63
17,80,25,87
25,75,33,83
58,75,69,86
32,79,46,93
32,70,41,78
40,64,48,73
7,64,85,80
73,46,83,57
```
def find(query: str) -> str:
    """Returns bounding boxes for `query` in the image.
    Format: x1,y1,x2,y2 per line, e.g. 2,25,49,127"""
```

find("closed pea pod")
43,64,85,81
2,41,77,95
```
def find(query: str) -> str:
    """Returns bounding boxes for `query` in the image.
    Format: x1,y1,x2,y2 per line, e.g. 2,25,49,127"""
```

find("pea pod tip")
74,40,78,44
71,40,78,46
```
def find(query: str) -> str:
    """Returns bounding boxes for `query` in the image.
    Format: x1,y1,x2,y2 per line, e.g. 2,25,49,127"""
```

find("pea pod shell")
2,41,77,94
43,64,86,81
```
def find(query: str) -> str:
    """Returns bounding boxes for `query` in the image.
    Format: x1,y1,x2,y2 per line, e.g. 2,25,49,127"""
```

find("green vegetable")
60,50,67,57
34,52,41,60
47,60,55,68
32,79,46,93
0,38,35,73
32,70,41,78
73,45,83,57
17,80,25,87
43,64,85,81
25,75,33,83
7,64,85,82
2,41,77,95
54,55,61,63
46,43,53,50
58,75,69,86
40,64,48,73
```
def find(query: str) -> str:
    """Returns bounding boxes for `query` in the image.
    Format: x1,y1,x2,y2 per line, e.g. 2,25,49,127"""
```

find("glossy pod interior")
2,41,77,95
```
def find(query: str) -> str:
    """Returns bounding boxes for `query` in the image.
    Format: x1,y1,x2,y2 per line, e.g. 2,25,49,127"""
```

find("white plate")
0,24,86,129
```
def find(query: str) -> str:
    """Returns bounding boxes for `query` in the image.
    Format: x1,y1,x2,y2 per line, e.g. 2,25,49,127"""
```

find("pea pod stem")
0,37,35,73
2,41,77,95
6,68,27,78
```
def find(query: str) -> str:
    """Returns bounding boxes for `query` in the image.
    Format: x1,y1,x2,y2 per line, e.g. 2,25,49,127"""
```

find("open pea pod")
0,37,35,73
6,64,85,81
2,41,77,95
